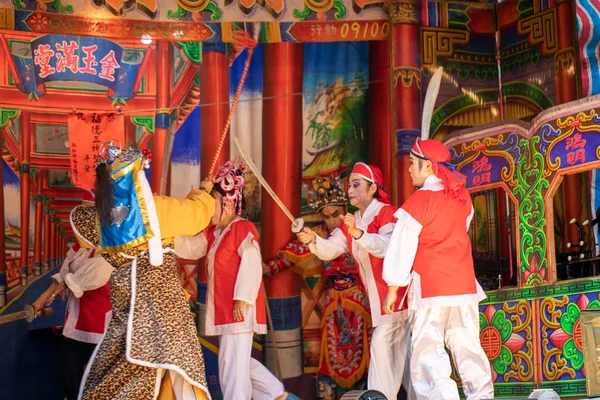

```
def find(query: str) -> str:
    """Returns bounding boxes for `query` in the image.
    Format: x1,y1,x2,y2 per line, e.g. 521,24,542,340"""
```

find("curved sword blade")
233,137,299,228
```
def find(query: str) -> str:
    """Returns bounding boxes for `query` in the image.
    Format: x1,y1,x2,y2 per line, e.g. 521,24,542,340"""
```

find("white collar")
421,175,444,192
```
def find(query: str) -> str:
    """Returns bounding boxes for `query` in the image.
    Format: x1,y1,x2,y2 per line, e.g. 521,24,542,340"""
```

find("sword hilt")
0,305,53,325
291,218,305,234
24,304,53,323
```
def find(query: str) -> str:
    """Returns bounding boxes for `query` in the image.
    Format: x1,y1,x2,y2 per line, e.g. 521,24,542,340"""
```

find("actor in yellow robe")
72,143,215,400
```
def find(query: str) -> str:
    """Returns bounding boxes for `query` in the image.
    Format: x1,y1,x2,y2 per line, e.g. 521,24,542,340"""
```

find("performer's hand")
53,283,67,303
343,213,363,239
32,297,45,313
297,228,316,245
233,300,249,321
262,262,271,276
383,286,399,315
200,179,214,193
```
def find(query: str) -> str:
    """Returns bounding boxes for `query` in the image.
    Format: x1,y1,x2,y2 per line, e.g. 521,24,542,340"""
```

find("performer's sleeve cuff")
64,273,84,298
51,273,64,284
233,296,256,305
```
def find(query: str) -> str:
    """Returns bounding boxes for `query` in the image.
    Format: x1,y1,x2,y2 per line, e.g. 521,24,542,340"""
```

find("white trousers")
219,332,285,400
410,304,494,400
368,321,416,400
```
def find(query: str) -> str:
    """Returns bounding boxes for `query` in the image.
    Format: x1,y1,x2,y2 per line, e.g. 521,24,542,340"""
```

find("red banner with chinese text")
68,112,124,191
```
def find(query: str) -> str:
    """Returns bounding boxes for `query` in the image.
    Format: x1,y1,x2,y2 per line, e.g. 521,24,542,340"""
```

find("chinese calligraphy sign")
31,35,123,90
68,112,124,190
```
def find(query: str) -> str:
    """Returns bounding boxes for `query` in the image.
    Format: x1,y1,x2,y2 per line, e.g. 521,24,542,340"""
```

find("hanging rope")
207,26,260,178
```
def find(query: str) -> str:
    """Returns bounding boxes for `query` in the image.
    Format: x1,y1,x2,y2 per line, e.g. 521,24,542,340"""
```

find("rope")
207,28,259,178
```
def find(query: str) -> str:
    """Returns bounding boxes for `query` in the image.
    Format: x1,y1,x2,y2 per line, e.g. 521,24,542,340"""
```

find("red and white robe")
382,175,493,400
52,243,113,344
175,218,284,400
309,198,414,400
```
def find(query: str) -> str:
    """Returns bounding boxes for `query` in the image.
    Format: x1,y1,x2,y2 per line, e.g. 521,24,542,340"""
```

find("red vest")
401,190,477,299
340,202,407,326
204,219,267,335
63,249,112,344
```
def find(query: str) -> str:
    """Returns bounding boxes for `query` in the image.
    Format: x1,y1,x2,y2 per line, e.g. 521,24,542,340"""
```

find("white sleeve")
309,228,348,261
52,247,78,284
382,208,422,287
64,255,114,298
354,221,395,257
467,206,474,231
174,233,208,260
233,233,262,305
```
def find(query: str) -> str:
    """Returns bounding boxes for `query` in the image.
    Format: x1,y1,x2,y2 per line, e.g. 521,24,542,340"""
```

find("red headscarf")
411,139,468,202
350,162,392,205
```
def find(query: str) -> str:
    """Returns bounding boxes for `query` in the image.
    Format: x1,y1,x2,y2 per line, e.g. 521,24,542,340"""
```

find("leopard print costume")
72,206,209,400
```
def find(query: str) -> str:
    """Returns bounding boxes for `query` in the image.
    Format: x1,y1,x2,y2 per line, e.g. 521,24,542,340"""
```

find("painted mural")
301,41,368,212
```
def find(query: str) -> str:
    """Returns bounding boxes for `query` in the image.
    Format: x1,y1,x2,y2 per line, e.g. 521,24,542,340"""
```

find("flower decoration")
549,294,600,371
213,158,248,215
480,305,525,381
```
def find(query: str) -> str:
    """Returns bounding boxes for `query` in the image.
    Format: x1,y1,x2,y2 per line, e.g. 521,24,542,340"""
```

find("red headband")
411,139,467,202
351,162,391,205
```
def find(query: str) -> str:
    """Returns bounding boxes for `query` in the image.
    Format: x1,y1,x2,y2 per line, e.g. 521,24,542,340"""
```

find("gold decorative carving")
390,2,417,24
421,28,470,67
393,66,421,89
554,47,575,74
517,8,558,55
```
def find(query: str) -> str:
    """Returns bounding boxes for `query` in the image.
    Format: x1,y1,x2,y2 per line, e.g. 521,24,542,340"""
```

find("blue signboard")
30,35,123,91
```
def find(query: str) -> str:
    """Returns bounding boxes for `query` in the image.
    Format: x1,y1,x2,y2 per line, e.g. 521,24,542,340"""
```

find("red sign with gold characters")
68,112,125,191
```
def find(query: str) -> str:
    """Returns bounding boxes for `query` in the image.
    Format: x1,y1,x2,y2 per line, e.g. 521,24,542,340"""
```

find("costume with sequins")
265,177,372,399
74,142,214,400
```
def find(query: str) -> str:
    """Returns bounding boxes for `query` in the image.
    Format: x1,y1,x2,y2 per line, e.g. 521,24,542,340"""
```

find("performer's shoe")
286,394,300,400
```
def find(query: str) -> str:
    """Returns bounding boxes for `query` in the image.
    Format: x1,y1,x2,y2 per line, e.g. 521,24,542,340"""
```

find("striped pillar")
19,112,31,286
33,194,43,276
43,200,50,272
151,40,172,195
261,42,304,379
49,211,56,269
391,0,421,206
556,0,582,253
369,40,394,197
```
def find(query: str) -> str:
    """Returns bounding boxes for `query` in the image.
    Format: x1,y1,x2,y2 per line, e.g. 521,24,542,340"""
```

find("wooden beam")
0,88,156,114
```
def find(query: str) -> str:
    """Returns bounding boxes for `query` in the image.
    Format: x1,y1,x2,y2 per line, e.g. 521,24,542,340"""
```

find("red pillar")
261,43,304,379
151,40,171,195
19,112,31,286
198,44,230,303
391,0,421,206
43,202,50,272
555,0,581,251
200,44,231,179
49,213,56,269
33,193,43,276
369,41,394,196
0,137,6,306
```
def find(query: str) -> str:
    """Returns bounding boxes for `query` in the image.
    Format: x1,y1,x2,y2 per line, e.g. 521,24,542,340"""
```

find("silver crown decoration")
97,140,152,170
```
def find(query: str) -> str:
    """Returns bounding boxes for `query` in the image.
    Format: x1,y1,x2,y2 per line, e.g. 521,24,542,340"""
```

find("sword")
0,304,53,325
233,137,305,233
